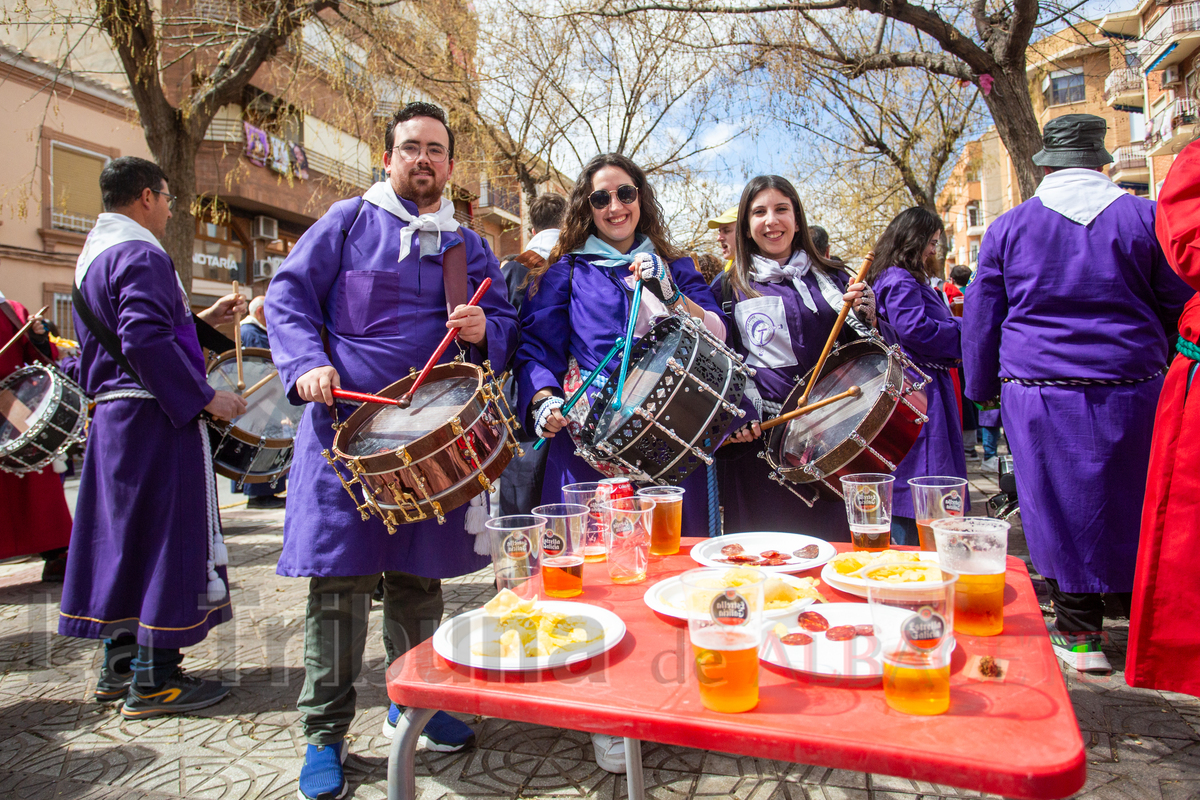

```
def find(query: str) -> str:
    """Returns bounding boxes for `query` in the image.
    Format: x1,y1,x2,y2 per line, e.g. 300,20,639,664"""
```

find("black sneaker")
120,667,230,719
95,662,133,703
247,495,286,509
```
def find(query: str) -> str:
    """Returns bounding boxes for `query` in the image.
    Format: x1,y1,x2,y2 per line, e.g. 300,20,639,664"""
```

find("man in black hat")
962,113,1195,673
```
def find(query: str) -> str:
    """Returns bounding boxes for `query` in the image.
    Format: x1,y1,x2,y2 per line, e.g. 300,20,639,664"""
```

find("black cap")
1032,114,1113,168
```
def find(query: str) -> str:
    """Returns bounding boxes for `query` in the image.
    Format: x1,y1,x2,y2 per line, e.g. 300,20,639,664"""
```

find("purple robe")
60,240,230,649
515,250,722,529
267,196,518,578
873,266,967,519
964,194,1194,593
711,271,856,539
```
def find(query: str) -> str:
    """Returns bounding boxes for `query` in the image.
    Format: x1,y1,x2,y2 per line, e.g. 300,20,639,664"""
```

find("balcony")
1137,1,1200,71
1104,68,1144,109
476,176,521,225
1146,98,1199,156
1109,144,1150,185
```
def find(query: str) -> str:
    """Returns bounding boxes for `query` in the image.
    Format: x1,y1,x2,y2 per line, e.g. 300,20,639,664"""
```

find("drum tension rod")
632,407,714,466
665,358,746,417
849,432,897,471
768,470,818,508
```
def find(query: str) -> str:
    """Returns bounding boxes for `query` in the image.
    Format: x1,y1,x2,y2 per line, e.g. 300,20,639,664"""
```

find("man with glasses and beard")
266,102,518,800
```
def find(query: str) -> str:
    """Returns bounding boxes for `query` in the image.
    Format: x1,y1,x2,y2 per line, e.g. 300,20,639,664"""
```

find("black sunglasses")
588,184,638,210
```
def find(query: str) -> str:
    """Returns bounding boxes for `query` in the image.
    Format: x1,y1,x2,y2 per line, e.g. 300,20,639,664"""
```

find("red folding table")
385,539,1086,800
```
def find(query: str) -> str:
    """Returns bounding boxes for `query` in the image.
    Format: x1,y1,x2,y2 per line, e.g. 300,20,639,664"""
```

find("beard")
392,167,445,209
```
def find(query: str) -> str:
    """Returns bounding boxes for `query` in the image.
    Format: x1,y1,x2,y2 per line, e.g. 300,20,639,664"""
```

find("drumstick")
332,387,402,406
612,278,643,411
533,335,625,451
758,385,862,432
396,277,492,409
797,252,874,408
0,306,49,362
240,369,278,401
231,281,245,390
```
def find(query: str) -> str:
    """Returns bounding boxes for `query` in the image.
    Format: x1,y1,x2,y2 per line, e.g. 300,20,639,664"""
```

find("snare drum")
764,336,929,500
325,360,521,533
205,348,302,487
0,363,88,475
579,315,753,484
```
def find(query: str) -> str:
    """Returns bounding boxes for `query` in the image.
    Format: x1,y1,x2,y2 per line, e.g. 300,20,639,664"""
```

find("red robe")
1126,141,1200,697
0,299,73,560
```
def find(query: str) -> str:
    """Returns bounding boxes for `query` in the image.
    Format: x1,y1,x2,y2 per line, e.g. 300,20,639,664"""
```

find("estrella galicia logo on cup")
503,532,532,559
611,518,634,539
710,589,750,626
901,606,948,651
853,487,881,513
942,491,963,514
541,530,565,557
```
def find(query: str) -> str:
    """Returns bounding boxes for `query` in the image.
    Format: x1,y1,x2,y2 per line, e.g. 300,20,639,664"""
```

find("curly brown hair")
526,153,682,295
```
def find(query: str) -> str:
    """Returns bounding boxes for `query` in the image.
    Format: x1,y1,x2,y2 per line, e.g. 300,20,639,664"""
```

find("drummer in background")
235,295,285,509
712,176,875,540
266,102,518,800
59,156,247,719
516,152,724,773
0,291,72,581
866,207,967,544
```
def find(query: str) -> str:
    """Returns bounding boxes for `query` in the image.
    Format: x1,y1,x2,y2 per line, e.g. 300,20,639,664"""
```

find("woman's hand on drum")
843,282,877,327
297,365,341,405
206,390,248,421
725,420,762,444
197,293,248,326
447,304,487,344
532,395,566,439
631,254,680,305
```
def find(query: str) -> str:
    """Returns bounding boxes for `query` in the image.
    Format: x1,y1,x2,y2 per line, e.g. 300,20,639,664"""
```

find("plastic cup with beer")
485,515,545,599
602,495,654,584
532,503,588,599
636,485,685,556
562,481,609,562
680,567,766,713
839,474,895,551
909,476,969,551
931,517,1010,636
863,563,959,715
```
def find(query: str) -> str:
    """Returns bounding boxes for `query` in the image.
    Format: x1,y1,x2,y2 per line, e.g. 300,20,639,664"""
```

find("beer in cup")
562,481,609,562
932,517,1010,636
636,485,685,556
532,503,588,598
909,476,969,552
681,567,766,713
840,474,895,551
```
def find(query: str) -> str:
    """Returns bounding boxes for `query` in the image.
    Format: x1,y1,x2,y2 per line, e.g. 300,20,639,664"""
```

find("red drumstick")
396,277,492,409
331,387,402,406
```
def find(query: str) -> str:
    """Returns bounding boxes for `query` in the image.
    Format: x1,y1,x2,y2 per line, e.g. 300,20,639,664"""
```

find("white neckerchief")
526,228,560,260
751,251,818,312
362,181,459,262
0,288,6,302
75,213,169,288
1035,168,1127,226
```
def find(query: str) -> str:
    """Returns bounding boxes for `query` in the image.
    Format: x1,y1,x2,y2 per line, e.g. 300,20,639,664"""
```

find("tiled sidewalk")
1,466,1198,799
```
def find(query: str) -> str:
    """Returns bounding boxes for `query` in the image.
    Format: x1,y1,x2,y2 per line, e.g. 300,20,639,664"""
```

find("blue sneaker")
381,704,475,752
297,740,348,800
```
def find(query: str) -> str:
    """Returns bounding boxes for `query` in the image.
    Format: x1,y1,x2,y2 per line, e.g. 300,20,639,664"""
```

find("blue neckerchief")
573,234,656,268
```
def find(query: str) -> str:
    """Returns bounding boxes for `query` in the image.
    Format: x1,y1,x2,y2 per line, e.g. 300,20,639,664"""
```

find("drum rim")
0,363,88,472
764,337,907,481
206,347,300,446
371,422,513,509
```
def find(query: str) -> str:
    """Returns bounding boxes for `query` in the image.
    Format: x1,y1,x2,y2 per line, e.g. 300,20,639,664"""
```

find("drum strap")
0,301,53,364
442,242,469,313
71,284,150,392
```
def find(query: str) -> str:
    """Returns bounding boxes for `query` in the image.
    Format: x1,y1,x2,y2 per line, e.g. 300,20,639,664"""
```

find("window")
967,203,982,228
42,284,76,341
969,243,980,266
1130,111,1146,142
50,143,108,232
1043,68,1086,106
193,217,247,283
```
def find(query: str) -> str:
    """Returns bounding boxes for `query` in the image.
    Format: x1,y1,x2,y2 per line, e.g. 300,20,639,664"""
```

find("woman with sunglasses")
713,175,874,540
515,153,726,535
866,207,966,544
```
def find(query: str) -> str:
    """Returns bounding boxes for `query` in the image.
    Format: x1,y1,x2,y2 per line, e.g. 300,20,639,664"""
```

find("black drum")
579,315,753,484
0,363,88,475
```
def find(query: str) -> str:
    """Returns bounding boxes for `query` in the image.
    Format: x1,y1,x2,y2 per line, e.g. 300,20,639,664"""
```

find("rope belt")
1178,337,1200,362
913,362,956,372
94,389,155,403
1003,367,1166,387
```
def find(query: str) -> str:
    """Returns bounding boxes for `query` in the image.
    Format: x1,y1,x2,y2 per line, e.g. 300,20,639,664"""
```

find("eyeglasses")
588,184,638,210
392,143,449,163
153,189,176,210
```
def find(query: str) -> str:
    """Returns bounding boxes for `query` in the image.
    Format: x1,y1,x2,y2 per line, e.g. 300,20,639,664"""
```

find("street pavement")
1,460,1198,799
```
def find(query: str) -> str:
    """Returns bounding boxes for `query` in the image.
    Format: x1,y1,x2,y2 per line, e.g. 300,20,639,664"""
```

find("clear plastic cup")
909,477,969,551
602,496,654,584
840,474,895,551
680,567,766,713
531,503,588,598
485,515,545,599
636,486,685,556
863,564,959,715
931,517,1010,636
562,481,608,562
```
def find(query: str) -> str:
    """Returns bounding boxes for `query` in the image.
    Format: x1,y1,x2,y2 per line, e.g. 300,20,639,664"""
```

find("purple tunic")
964,195,1194,593
267,197,518,578
60,240,230,649
712,271,855,539
515,250,721,528
873,267,967,519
